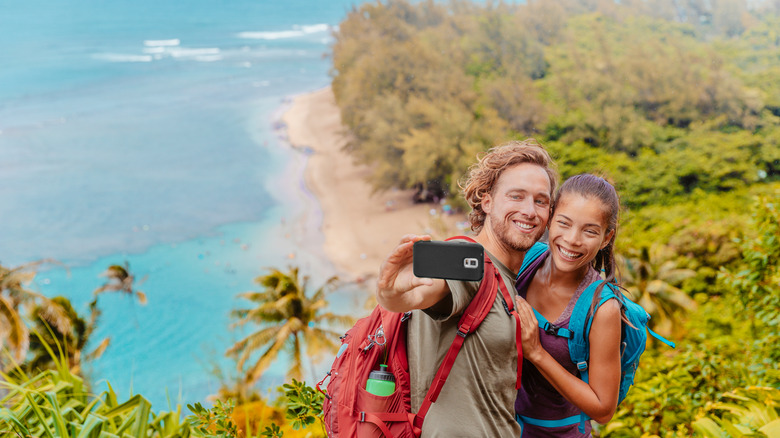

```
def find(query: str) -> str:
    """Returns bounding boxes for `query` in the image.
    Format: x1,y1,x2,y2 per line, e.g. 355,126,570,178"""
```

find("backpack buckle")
543,322,558,336
577,361,588,371
364,326,386,352
500,296,512,316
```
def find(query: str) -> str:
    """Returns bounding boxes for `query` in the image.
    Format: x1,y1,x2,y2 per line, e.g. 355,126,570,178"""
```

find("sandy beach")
282,87,468,285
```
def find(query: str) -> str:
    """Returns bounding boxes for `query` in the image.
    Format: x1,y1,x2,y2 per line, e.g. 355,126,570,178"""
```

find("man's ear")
481,192,493,215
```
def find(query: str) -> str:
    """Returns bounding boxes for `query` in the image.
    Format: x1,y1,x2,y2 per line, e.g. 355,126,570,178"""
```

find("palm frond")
315,312,356,328
303,328,341,358
35,298,73,334
244,304,286,322
660,268,697,284
228,326,283,371
0,295,29,362
86,338,111,361
236,290,278,302
244,322,298,384
103,264,130,281
305,297,329,313
312,276,340,298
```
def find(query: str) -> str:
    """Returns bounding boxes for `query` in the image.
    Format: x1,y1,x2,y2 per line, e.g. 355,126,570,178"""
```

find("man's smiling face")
482,162,552,252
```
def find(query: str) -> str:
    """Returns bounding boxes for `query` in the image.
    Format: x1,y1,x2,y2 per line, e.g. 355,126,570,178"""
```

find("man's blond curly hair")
460,139,558,233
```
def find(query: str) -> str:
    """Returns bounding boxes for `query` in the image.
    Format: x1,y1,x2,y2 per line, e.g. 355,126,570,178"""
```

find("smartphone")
413,240,484,281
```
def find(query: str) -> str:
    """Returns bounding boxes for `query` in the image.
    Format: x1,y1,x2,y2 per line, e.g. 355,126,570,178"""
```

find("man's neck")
473,232,528,273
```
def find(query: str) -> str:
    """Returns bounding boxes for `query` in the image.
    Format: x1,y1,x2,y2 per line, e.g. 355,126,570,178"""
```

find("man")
376,139,558,437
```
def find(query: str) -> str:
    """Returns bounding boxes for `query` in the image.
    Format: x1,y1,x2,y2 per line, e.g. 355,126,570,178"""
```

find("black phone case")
413,240,484,282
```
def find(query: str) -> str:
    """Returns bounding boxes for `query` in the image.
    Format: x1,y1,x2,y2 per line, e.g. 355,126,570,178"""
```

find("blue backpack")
516,242,675,432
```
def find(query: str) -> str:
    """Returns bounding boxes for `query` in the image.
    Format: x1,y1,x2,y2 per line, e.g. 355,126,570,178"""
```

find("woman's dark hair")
554,173,622,317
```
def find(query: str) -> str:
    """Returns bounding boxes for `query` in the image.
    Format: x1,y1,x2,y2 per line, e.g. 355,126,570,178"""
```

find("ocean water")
0,0,364,408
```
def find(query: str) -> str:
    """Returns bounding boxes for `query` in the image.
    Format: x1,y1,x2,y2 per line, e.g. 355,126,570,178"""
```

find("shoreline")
281,87,467,287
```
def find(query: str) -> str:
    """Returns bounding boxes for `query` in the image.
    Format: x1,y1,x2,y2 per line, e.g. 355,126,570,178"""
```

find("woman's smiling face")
548,192,615,274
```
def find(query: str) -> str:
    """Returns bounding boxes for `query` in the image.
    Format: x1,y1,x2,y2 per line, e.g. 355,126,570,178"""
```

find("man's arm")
376,234,452,313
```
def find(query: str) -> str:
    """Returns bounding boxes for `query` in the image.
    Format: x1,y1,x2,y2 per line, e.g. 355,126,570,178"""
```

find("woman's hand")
515,295,544,363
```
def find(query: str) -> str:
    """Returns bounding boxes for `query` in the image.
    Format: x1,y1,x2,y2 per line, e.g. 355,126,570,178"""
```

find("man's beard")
488,211,544,252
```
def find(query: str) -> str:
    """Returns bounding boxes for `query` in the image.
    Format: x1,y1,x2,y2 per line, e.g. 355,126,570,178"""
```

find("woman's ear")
601,229,616,250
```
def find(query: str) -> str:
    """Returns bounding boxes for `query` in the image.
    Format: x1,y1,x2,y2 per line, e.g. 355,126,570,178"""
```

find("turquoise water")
0,0,362,408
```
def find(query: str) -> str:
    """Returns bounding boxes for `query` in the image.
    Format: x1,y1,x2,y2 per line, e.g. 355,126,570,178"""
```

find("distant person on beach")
514,174,623,437
376,139,558,437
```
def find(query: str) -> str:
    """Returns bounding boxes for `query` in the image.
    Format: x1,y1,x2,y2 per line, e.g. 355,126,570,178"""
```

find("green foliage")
617,244,697,337
605,297,779,436
0,363,327,438
0,365,190,437
540,14,760,153
187,400,238,438
693,386,780,437
718,193,780,336
260,423,283,438
281,379,324,431
605,195,780,435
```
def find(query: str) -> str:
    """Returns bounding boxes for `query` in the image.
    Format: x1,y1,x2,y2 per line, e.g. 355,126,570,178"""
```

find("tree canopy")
331,0,780,207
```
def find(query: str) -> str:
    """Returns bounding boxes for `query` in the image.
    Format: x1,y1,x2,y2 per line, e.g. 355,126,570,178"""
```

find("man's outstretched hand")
376,234,447,312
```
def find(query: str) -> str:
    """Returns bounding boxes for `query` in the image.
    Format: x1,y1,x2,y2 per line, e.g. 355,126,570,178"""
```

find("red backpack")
316,236,523,437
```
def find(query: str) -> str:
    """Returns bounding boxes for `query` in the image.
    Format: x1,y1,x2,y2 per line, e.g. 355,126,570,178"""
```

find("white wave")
144,39,180,47
299,24,329,33
237,23,330,40
167,47,221,58
194,55,223,62
237,30,303,40
94,53,154,63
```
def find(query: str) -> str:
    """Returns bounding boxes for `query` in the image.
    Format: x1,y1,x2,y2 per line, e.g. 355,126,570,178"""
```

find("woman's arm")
376,234,451,313
515,296,622,423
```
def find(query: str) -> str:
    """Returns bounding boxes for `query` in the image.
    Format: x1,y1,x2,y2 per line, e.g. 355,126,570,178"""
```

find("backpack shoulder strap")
517,243,576,340
568,281,619,369
519,242,549,277
445,236,524,390
566,280,620,433
415,236,523,428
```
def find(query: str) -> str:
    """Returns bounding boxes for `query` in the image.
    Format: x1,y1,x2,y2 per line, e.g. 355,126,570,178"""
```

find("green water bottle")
366,364,395,396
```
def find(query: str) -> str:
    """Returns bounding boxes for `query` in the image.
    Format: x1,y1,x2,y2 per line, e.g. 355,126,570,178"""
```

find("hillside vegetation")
331,0,780,435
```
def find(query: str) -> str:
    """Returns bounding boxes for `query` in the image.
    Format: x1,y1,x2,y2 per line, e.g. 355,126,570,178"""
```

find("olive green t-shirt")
407,250,522,437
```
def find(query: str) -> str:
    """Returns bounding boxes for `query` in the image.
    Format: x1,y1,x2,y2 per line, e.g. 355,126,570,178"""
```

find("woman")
514,173,623,437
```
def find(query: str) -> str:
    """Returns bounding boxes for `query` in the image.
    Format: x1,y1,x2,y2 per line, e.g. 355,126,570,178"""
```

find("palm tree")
226,267,354,386
25,261,146,375
26,296,109,375
0,261,70,367
93,262,147,304
618,244,698,337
